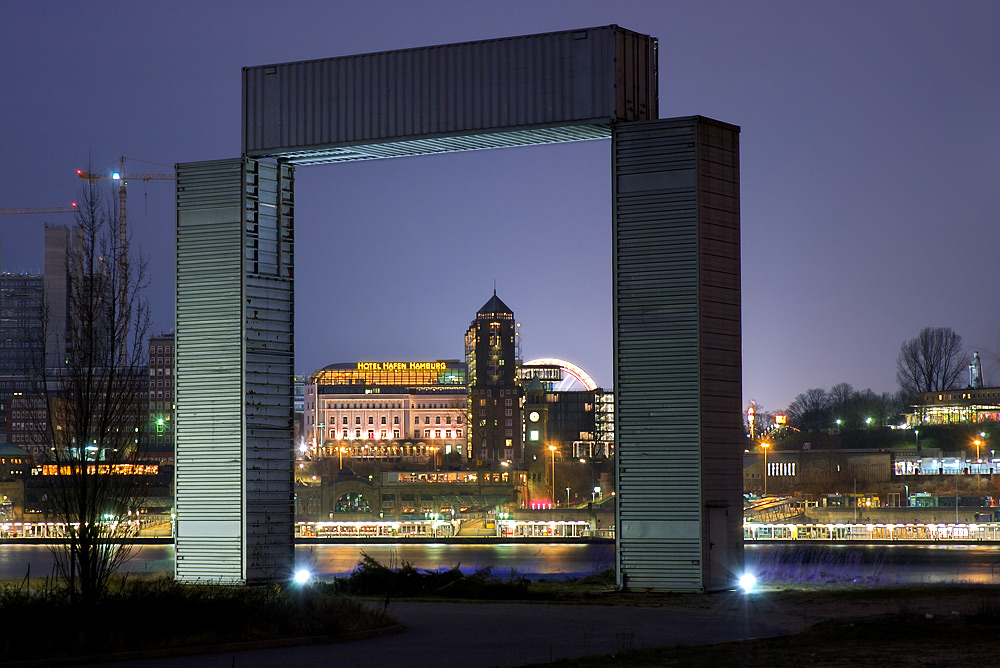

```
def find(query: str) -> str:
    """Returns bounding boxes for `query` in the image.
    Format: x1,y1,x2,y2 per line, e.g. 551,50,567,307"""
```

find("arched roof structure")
523,358,599,391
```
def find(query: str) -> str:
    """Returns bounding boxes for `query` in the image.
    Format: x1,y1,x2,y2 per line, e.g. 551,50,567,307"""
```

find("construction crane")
0,204,77,216
77,157,174,318
77,156,174,266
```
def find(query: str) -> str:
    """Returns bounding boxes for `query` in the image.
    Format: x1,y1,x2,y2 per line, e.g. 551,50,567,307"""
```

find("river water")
2,542,999,585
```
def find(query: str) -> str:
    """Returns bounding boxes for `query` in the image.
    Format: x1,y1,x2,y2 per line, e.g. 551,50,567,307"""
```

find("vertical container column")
613,117,742,592
175,158,294,584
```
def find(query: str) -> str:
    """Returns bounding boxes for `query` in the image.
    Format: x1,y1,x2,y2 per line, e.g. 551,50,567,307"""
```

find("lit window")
529,430,539,441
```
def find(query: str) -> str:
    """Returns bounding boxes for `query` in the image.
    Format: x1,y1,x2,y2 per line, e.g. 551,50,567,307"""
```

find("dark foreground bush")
0,575,394,663
339,551,532,599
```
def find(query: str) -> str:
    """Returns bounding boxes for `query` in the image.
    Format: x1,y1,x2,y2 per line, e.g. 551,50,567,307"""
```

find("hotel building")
303,360,468,464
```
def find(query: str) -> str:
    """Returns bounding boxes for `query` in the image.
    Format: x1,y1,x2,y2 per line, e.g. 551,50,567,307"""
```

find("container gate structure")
174,25,743,591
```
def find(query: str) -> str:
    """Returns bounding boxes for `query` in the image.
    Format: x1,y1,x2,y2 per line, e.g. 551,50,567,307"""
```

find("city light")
739,573,757,593
293,569,311,585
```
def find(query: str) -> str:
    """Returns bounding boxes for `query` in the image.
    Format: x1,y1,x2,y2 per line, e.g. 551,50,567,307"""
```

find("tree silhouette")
896,327,965,397
28,176,151,606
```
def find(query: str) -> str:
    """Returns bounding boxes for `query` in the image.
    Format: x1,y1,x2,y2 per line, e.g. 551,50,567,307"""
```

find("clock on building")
528,411,540,422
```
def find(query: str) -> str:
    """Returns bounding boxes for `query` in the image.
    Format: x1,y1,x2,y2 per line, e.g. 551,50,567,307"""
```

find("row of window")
319,414,464,426
321,402,464,410
330,428,463,440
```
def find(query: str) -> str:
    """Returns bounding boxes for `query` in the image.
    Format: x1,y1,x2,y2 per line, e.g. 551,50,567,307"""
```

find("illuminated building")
304,360,468,463
147,333,174,461
909,388,1000,425
465,292,522,466
519,359,614,460
0,443,28,521
0,226,71,441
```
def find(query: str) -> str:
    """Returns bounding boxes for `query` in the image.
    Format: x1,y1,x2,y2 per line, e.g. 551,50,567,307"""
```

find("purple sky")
1,1,997,412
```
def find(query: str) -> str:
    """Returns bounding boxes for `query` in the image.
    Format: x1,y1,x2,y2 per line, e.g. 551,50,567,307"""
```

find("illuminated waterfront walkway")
10,519,1000,543
746,522,1000,542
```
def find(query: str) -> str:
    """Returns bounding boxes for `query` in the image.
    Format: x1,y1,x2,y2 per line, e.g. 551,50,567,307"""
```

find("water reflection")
747,544,1000,585
1,543,999,585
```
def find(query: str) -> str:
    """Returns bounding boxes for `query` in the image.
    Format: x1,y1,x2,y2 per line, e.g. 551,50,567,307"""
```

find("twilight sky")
1,1,997,412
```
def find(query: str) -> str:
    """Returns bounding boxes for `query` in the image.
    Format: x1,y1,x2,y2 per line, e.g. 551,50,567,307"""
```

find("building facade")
147,333,174,461
304,360,468,465
466,292,522,466
909,388,1000,425
0,226,71,441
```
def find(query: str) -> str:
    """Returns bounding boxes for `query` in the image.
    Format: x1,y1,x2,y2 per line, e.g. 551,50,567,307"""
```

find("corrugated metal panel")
613,117,741,592
175,159,295,584
243,25,657,163
243,161,295,583
176,159,246,584
696,119,743,591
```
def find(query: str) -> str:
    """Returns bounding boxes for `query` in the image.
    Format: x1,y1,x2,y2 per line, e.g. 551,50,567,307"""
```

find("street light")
974,439,982,495
579,457,598,501
548,445,557,506
760,442,771,496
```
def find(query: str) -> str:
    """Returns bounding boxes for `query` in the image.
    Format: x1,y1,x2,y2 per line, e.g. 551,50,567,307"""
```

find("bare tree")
786,388,830,432
896,327,965,397
27,177,151,606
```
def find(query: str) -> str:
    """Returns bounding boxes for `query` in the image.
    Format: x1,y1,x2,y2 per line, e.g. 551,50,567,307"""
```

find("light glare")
739,573,756,593
293,569,311,585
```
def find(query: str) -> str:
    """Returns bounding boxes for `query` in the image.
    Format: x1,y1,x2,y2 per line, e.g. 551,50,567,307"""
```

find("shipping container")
243,25,657,163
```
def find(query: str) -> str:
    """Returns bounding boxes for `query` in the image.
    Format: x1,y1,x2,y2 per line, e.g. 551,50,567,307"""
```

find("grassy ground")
0,576,396,664
4,556,1000,667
